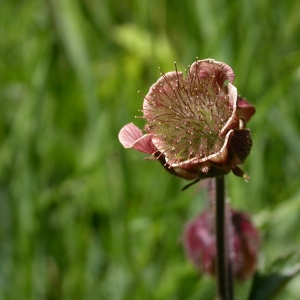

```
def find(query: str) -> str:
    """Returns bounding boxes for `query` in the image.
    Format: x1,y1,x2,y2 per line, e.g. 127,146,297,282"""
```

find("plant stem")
215,176,234,300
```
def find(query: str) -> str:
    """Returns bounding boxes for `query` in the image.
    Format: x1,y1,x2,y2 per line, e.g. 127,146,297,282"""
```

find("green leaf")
248,252,300,300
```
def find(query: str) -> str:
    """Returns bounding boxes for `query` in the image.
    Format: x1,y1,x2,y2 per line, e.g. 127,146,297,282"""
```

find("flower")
118,59,255,182
183,208,260,280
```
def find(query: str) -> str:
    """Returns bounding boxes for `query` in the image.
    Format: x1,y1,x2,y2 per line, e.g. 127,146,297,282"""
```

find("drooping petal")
237,96,256,124
171,130,234,167
209,130,234,164
187,59,235,87
143,71,184,119
219,83,239,137
228,83,238,109
118,123,156,154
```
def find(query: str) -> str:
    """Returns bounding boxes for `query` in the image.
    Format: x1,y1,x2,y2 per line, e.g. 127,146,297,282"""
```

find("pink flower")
183,208,260,280
118,59,255,181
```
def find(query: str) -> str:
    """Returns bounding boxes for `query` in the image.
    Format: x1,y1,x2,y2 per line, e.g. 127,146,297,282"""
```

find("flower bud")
183,208,259,280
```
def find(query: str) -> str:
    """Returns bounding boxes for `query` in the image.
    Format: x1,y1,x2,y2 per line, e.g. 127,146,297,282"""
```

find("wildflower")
183,208,260,280
118,59,255,182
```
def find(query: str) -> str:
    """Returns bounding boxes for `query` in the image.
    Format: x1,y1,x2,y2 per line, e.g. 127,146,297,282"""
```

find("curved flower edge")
119,123,252,185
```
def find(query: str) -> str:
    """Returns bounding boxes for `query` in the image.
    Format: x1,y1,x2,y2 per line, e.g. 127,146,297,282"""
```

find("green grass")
1,0,300,299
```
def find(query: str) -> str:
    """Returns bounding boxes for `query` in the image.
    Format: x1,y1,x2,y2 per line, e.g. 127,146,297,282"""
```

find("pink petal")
228,83,238,109
118,123,156,154
237,96,256,124
143,71,184,118
219,83,239,136
170,130,234,167
209,130,234,164
187,59,235,87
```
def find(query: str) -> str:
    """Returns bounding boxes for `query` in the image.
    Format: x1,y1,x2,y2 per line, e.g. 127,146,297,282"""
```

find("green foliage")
249,252,300,300
1,0,300,299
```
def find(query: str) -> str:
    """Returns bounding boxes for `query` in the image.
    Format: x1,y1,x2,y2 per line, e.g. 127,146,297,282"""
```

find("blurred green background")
1,0,300,299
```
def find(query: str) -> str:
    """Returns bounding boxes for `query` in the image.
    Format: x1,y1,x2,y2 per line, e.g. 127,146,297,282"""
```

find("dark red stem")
215,176,234,300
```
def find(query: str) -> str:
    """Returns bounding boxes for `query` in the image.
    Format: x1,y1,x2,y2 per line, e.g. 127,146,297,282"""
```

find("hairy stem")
215,176,234,300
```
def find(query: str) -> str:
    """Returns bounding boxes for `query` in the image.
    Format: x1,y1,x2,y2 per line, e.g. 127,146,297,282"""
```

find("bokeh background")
1,0,300,299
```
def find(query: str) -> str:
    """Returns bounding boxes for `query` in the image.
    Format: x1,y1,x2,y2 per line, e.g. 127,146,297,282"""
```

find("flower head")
183,208,260,280
119,59,255,182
